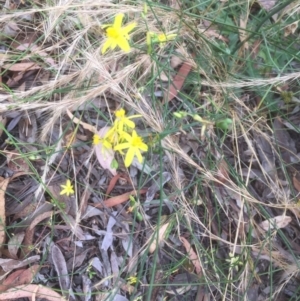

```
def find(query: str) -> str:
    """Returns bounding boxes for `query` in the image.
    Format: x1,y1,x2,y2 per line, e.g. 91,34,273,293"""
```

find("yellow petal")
115,142,130,151
103,140,112,149
111,40,117,50
131,130,138,138
117,120,124,132
135,149,143,163
129,114,142,119
114,13,124,29
139,142,148,152
119,131,132,141
122,22,136,36
124,119,135,128
115,108,126,117
102,39,112,54
60,188,66,195
117,36,130,52
104,126,117,139
125,148,135,167
101,23,113,29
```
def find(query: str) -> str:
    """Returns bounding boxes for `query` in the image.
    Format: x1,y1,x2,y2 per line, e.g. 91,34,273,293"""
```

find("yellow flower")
93,134,101,145
113,108,141,133
114,130,148,167
101,13,136,54
127,276,138,285
60,180,74,196
104,126,120,145
93,134,112,150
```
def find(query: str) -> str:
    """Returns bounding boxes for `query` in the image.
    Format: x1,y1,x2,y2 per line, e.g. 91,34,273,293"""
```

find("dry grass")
1,0,300,300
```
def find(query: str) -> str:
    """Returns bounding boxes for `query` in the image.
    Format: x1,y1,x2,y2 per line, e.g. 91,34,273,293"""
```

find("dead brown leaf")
105,174,121,196
293,174,300,192
101,213,116,251
59,214,89,240
164,61,192,102
19,211,53,259
11,171,33,181
28,211,53,231
20,227,34,259
284,20,299,37
0,269,24,292
0,177,9,248
2,62,41,72
2,22,20,38
149,222,169,253
12,202,38,222
259,215,292,231
0,284,66,300
67,248,91,270
254,132,276,178
180,236,202,276
0,264,40,292
91,188,147,208
8,232,25,259
52,245,70,295
0,255,40,272
273,117,297,164
16,44,56,67
6,151,30,173
215,158,230,184
110,251,119,284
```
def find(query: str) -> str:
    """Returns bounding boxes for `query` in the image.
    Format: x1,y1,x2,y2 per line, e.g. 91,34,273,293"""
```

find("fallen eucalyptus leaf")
101,212,117,251
0,255,40,272
52,244,70,295
259,215,292,232
94,127,117,176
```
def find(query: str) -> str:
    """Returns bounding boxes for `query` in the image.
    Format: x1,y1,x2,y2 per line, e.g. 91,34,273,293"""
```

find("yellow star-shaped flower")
60,180,74,196
113,108,141,133
127,276,138,285
101,14,136,54
114,130,148,167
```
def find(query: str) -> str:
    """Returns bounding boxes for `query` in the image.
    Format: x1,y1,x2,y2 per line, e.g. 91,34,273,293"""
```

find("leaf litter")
0,0,300,300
